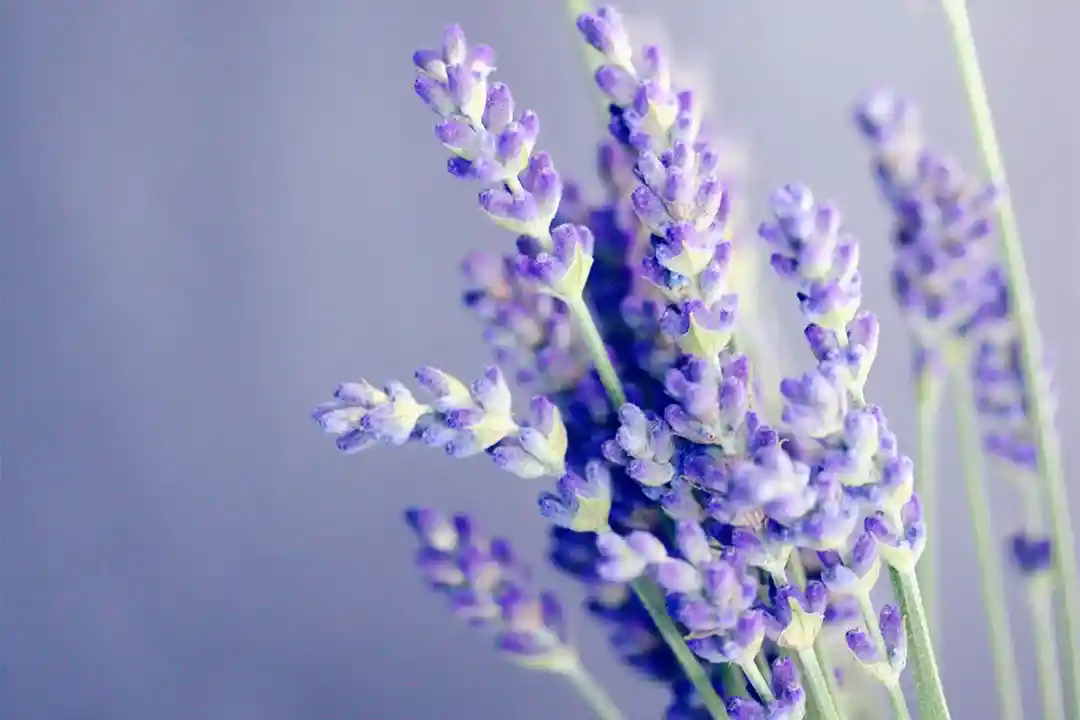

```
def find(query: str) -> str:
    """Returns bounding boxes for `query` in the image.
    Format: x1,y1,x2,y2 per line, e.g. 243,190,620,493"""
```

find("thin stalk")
1028,583,1067,720
914,367,943,638
565,295,627,407
719,662,748,699
951,367,1024,720
939,2,1080,713
888,567,951,719
564,663,626,720
795,647,843,720
886,683,913,720
741,660,774,703
630,578,729,719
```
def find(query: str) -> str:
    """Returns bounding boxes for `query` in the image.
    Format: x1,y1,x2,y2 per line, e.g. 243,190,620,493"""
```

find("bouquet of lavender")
311,3,1078,718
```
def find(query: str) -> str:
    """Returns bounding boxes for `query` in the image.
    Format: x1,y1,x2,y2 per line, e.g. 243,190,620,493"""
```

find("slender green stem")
718,662,748,699
951,367,1025,720
914,367,943,638
1028,583,1067,720
889,568,951,719
564,663,626,720
939,3,1080,714
630,578,729,719
795,648,843,720
741,661,774,703
565,295,627,407
886,683,914,720
854,592,913,719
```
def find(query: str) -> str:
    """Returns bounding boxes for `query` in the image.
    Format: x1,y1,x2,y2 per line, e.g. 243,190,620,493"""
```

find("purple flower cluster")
855,90,1053,575
406,508,579,672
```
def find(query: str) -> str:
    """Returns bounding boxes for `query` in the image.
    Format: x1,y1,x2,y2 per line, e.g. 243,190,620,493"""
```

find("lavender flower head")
406,508,580,673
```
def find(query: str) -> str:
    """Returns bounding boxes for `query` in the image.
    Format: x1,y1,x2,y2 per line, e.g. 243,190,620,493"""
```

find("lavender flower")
727,657,807,720
406,508,578,672
845,604,907,686
462,250,589,390
312,380,430,453
579,7,739,365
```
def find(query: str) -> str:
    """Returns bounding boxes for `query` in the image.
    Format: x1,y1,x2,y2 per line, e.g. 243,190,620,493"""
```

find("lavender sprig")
760,184,949,719
855,90,1046,720
405,508,625,719
414,24,626,407
577,7,740,369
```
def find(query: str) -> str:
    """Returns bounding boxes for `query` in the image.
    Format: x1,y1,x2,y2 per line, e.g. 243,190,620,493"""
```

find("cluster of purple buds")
405,508,578,672
547,528,684,685
413,24,597,302
760,185,924,571
844,604,908,687
727,657,807,720
595,522,766,667
461,250,589,390
578,8,739,365
854,90,1001,354
855,91,1054,576
314,364,621,534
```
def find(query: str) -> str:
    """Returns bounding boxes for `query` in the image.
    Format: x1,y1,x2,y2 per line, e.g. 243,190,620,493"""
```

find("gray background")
2,1,1078,718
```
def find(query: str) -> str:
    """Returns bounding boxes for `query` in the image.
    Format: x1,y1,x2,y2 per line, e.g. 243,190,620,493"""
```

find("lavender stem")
563,662,626,720
629,577,730,719
888,568,951,719
914,368,943,640
565,295,626,407
1028,584,1068,720
938,3,1080,713
795,647,842,720
951,362,1024,720
740,659,775,703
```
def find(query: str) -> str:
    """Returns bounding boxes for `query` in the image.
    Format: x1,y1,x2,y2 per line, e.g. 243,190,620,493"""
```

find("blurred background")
2,1,1079,717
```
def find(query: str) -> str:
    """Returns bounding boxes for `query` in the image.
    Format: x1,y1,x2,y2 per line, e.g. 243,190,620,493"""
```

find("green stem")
939,2,1080,714
741,660,774,703
854,592,913,719
795,647,843,720
564,663,626,720
886,683,913,720
565,295,627,407
718,662,748,699
1028,584,1067,720
888,568,951,719
914,367,943,639
951,367,1025,720
630,578,729,719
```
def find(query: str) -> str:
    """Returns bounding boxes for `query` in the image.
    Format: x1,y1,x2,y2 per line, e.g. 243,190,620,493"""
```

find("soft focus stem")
939,2,1080,713
795,647,842,720
564,663,626,720
951,366,1025,720
630,578,729,719
1028,583,1067,720
914,367,943,638
565,295,627,407
886,683,913,720
888,568,951,719
740,660,774,703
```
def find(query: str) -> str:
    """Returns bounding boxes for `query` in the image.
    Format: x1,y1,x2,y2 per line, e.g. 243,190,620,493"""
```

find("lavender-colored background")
3,1,1078,718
